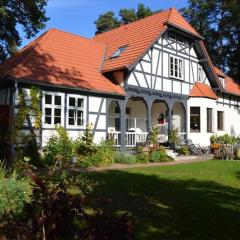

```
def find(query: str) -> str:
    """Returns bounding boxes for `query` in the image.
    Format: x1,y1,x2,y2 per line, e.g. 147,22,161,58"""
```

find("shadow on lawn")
84,170,240,240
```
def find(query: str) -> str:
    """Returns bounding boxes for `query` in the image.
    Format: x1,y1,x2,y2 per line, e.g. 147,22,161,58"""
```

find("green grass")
82,160,240,239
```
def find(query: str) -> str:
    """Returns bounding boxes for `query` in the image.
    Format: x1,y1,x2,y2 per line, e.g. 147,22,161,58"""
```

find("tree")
95,3,158,35
0,0,49,63
181,0,240,82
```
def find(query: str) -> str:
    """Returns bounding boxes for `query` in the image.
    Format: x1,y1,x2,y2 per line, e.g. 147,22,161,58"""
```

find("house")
0,7,240,152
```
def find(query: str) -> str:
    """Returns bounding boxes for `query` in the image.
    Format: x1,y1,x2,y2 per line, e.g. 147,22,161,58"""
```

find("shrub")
210,134,237,145
149,125,159,145
0,166,31,216
78,140,114,167
150,146,170,162
177,146,189,156
235,147,240,160
44,126,74,165
114,152,137,164
136,153,149,163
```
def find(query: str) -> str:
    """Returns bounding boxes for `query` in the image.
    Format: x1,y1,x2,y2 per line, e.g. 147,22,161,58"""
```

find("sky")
19,0,189,47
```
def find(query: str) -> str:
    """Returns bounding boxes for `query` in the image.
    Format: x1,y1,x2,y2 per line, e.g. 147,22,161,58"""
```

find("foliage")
210,143,221,150
1,168,135,239
136,153,149,163
44,125,74,165
79,140,114,167
210,134,218,144
149,125,159,145
95,3,159,34
0,166,31,216
210,134,237,145
169,128,180,145
235,147,240,160
181,1,240,81
150,146,170,162
29,87,42,129
177,145,189,156
114,151,137,164
81,123,94,145
0,0,49,62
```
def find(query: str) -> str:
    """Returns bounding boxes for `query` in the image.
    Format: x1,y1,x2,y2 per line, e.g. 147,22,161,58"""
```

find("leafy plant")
44,126,74,165
149,125,159,145
169,128,180,145
136,153,149,163
114,152,137,164
235,147,240,160
177,146,189,156
150,146,169,162
210,134,218,144
0,165,31,216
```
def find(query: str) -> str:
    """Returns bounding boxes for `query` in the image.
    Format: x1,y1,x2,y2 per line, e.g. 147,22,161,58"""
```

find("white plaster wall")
172,102,185,132
127,34,211,96
188,97,240,146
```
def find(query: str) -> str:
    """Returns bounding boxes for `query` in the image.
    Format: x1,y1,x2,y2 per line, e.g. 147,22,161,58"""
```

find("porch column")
167,100,174,134
182,101,188,140
146,97,153,132
118,99,127,151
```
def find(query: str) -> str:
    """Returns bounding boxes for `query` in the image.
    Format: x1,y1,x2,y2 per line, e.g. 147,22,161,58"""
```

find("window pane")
45,95,52,104
69,97,75,107
55,96,61,105
179,60,183,78
45,108,52,116
54,108,61,117
45,117,51,124
77,98,84,108
69,109,75,117
77,110,83,126
68,118,74,125
217,111,224,130
190,107,200,132
54,117,61,124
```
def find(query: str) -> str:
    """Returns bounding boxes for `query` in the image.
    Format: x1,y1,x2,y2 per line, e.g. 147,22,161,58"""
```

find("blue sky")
19,0,188,47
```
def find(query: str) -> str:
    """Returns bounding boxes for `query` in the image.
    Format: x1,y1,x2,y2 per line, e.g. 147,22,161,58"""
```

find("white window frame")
219,77,225,88
42,92,64,128
169,55,184,80
66,94,86,128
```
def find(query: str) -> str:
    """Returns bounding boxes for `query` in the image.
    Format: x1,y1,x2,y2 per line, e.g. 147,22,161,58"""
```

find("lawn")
82,160,240,239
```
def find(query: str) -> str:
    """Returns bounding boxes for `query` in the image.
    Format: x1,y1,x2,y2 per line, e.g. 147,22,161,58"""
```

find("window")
43,93,64,126
190,107,200,132
207,108,213,132
67,95,85,127
170,56,183,80
168,32,176,40
110,45,128,58
217,111,224,130
198,66,204,82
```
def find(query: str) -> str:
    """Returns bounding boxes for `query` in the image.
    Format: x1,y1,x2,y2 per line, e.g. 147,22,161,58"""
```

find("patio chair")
186,139,203,155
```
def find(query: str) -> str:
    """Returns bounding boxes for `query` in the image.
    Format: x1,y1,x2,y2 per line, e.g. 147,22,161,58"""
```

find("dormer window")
219,77,225,88
110,45,128,59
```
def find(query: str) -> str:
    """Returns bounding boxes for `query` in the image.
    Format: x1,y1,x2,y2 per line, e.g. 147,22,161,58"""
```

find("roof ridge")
93,8,172,39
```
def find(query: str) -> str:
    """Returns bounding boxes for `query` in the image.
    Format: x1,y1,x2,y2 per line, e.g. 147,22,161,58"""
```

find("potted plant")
169,129,180,150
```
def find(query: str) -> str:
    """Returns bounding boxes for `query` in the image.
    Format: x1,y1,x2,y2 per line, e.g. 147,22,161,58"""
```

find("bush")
136,153,149,163
114,152,137,164
210,134,237,145
177,146,189,156
78,140,114,167
150,146,170,162
44,126,74,165
0,166,31,216
235,147,240,160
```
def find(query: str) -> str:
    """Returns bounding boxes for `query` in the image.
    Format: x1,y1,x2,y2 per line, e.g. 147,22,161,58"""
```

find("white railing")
108,131,148,147
126,132,148,147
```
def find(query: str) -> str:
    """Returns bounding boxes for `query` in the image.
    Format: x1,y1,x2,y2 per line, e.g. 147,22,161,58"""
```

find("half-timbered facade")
0,7,240,153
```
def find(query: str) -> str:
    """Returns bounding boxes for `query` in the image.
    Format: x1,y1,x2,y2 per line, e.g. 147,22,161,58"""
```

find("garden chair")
186,139,203,155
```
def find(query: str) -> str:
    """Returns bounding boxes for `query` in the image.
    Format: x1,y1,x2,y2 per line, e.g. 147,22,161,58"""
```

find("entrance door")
0,105,9,128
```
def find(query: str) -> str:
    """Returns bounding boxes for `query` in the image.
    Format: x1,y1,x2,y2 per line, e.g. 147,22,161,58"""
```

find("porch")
107,95,187,149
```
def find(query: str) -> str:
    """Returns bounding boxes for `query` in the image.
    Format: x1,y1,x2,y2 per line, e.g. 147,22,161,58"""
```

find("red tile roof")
0,29,125,95
93,8,202,72
189,82,218,100
214,66,240,97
